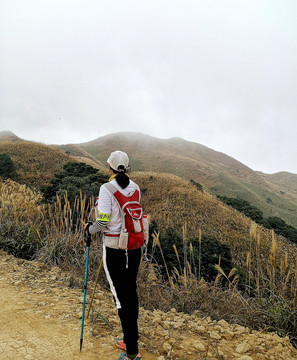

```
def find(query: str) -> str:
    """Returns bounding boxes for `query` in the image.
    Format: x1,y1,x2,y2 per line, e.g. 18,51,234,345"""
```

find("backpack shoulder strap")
104,182,140,206
103,182,118,195
103,182,126,231
133,183,141,201
103,182,123,210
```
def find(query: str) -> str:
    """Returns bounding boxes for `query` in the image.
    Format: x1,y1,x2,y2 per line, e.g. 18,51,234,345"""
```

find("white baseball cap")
107,150,130,172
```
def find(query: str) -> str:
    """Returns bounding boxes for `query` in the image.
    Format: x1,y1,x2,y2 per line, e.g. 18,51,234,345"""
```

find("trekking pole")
87,258,103,318
80,232,91,352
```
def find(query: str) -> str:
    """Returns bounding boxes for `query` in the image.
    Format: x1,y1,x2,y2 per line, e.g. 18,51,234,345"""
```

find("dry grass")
133,172,297,265
138,222,297,345
0,179,101,278
0,141,72,187
1,176,297,346
0,180,44,248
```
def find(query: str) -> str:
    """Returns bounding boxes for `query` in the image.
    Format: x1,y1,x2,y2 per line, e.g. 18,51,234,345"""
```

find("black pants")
103,245,141,355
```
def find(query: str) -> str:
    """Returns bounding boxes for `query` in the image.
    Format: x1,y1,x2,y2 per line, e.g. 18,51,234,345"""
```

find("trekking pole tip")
80,338,83,352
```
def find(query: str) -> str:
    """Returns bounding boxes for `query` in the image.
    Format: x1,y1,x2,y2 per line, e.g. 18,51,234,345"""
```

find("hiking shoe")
117,353,142,360
115,337,126,351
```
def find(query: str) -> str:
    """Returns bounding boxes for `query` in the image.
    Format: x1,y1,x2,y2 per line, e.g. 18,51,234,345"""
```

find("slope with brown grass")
0,140,74,187
1,175,297,350
72,132,297,227
133,172,297,268
2,131,297,227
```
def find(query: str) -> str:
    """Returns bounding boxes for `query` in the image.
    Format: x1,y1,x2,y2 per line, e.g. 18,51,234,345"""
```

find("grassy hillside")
1,166,297,345
0,131,21,141
259,171,297,202
132,172,297,268
71,132,297,227
1,130,296,227
2,171,297,344
1,131,296,342
0,140,73,188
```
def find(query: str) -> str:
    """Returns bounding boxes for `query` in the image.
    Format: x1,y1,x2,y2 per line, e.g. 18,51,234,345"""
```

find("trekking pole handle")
84,222,92,247
86,233,91,247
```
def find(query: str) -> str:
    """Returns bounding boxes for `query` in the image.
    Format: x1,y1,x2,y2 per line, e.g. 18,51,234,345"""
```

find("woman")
85,150,142,360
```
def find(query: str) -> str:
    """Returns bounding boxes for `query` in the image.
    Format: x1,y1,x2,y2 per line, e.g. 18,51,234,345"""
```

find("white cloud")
1,0,297,173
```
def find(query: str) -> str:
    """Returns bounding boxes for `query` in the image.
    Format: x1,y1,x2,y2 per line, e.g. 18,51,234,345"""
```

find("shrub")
41,162,109,207
191,234,234,283
262,216,297,244
217,196,264,223
0,153,18,180
148,226,234,283
189,179,203,192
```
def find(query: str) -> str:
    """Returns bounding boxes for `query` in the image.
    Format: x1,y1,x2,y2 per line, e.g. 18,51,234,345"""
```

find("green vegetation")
41,162,109,206
217,195,263,223
148,226,234,283
217,195,297,244
210,172,297,229
242,181,297,229
262,216,297,244
0,225,43,260
190,179,203,192
0,153,18,180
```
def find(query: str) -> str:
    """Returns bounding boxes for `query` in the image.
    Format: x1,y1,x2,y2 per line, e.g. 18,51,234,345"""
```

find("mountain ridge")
69,132,297,226
1,130,296,226
1,130,295,175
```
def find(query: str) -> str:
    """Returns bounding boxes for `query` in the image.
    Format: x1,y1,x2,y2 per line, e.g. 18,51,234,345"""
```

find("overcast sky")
0,0,297,174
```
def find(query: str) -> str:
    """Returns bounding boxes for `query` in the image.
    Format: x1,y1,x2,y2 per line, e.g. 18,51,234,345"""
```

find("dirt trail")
0,251,155,360
1,250,297,360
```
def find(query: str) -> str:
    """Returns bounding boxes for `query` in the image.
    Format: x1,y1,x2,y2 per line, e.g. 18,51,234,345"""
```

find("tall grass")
0,179,101,279
1,178,297,346
138,223,297,347
0,179,44,258
37,190,103,279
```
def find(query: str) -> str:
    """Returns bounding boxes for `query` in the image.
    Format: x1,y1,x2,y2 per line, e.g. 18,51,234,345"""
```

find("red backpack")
104,182,145,250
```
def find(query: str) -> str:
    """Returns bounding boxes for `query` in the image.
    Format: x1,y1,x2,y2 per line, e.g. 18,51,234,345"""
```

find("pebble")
236,341,251,354
194,341,206,352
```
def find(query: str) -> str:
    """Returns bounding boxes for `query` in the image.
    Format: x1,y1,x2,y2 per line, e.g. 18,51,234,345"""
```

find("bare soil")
1,250,297,360
0,251,155,360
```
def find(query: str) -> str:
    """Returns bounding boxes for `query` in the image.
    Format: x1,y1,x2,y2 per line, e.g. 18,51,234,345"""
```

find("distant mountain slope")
0,134,74,187
71,132,297,227
258,171,297,202
57,144,106,172
132,171,297,267
0,130,21,142
1,131,296,227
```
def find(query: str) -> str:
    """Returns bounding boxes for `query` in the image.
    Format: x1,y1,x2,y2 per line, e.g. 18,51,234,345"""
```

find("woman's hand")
84,222,93,236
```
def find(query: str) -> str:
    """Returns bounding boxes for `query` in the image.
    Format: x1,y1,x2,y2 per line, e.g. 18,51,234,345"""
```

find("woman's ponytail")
114,165,130,189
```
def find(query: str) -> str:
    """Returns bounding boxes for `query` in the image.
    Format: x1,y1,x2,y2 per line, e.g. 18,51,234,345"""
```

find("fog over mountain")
1,1,297,174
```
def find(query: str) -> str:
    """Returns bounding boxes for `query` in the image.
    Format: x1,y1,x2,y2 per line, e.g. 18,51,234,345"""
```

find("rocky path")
0,251,155,360
0,251,296,360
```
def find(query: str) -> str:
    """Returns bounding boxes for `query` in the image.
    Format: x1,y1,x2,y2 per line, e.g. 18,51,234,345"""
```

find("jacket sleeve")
89,185,112,234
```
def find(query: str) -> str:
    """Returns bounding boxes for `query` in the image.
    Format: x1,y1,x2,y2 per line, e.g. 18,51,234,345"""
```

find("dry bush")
0,179,102,279
36,192,104,281
0,179,45,258
137,224,297,346
138,230,258,325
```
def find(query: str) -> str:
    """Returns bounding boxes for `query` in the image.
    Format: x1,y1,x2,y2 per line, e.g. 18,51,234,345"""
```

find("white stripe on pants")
102,244,122,309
